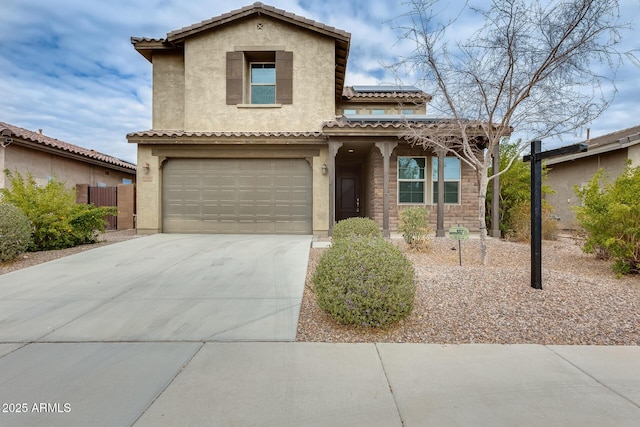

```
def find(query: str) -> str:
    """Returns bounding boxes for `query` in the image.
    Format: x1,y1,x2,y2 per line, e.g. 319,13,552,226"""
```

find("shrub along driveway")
0,233,311,342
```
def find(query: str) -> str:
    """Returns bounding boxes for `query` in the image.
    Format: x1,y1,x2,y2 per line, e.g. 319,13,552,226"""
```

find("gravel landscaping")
296,236,640,345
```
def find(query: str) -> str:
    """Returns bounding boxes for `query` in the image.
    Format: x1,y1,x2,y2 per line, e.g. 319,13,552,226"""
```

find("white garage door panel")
163,159,312,234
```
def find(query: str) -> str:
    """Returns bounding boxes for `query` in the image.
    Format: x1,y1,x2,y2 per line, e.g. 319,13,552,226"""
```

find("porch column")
436,149,445,237
328,141,342,236
375,141,398,238
490,142,501,237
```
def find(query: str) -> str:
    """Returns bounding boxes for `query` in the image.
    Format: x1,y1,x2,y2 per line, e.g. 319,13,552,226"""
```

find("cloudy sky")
1,0,639,164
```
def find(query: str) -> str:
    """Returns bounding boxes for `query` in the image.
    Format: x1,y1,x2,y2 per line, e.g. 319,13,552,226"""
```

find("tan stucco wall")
153,52,185,130
313,147,329,234
2,144,135,189
176,16,335,132
135,145,162,234
546,149,629,230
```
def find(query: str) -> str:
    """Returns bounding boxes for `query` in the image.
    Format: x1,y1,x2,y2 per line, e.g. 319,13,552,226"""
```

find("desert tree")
393,0,634,264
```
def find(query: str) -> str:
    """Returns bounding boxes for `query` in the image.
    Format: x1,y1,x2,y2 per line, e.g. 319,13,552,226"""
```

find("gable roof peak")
166,2,350,43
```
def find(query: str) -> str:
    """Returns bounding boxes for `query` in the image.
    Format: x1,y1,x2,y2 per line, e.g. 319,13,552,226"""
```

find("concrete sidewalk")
0,343,639,426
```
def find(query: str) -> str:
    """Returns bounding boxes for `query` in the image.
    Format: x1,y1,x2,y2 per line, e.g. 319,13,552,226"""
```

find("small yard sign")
449,226,469,241
449,226,469,266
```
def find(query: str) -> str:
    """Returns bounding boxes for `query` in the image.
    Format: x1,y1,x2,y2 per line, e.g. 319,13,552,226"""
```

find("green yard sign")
449,226,469,241
449,226,469,266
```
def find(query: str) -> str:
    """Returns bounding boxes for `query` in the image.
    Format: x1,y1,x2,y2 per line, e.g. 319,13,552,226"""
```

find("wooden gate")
89,186,118,230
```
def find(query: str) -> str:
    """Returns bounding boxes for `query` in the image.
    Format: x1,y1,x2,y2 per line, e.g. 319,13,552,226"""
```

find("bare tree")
394,0,634,264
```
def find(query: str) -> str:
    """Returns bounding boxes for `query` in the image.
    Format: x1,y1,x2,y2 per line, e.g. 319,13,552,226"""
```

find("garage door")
163,158,312,234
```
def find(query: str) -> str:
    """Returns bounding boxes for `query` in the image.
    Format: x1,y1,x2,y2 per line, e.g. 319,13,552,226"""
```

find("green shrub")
1,170,116,251
575,164,640,275
313,236,415,328
0,203,32,261
398,206,432,250
332,217,382,241
69,204,116,245
506,200,558,242
487,139,553,234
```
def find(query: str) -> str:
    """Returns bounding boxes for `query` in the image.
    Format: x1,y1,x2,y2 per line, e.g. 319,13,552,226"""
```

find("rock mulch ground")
296,236,640,345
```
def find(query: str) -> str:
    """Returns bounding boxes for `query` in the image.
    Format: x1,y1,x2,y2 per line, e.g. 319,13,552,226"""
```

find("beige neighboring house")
128,2,491,236
0,121,136,188
546,125,640,230
0,121,137,229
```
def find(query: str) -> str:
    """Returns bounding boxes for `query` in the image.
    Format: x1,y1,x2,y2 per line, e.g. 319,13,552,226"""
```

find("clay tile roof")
322,115,446,130
342,86,431,101
166,2,350,42
126,129,323,139
0,121,136,171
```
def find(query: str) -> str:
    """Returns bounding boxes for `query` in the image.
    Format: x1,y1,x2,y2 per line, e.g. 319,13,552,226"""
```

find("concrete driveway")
0,234,311,342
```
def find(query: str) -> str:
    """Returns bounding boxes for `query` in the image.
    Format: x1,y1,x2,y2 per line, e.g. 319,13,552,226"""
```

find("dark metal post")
530,140,543,290
523,141,587,291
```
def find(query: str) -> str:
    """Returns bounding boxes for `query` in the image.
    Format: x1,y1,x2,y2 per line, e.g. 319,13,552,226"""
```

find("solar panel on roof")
351,85,422,93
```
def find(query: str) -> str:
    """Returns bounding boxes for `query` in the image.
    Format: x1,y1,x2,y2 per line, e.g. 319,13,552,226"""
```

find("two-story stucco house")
127,2,487,237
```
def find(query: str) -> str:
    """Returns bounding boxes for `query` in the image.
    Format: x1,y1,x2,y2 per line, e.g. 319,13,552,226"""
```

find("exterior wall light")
142,162,150,174
321,163,328,175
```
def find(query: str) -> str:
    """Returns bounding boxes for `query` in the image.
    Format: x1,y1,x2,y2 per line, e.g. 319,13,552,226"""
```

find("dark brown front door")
336,166,362,221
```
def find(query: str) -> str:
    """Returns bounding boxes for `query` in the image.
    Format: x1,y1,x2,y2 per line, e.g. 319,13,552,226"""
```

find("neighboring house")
0,121,136,188
545,125,640,230
0,121,137,229
128,2,489,236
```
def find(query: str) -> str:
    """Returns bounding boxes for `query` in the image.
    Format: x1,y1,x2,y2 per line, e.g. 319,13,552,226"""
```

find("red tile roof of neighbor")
0,121,136,171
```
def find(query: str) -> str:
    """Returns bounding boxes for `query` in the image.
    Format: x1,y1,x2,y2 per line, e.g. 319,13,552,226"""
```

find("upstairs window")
250,63,276,104
371,109,385,114
226,51,293,105
343,109,357,115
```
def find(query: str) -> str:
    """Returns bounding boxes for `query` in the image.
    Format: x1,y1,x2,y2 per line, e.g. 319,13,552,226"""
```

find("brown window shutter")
226,51,243,105
276,51,293,104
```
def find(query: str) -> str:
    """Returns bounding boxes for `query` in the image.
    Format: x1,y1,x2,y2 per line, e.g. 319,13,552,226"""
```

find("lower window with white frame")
397,156,460,205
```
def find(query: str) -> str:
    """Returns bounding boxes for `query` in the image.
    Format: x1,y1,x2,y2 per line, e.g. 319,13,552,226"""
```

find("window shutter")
226,51,243,105
276,51,293,104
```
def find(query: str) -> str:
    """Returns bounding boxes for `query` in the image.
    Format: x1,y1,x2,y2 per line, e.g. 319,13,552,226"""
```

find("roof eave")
546,138,640,165
131,37,180,62
10,139,136,173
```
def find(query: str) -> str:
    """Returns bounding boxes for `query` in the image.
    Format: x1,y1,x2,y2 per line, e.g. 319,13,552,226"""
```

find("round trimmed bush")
0,204,32,262
332,217,382,241
313,236,415,328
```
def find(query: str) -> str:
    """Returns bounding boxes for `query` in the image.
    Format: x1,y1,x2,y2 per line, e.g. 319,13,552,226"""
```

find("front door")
336,166,362,221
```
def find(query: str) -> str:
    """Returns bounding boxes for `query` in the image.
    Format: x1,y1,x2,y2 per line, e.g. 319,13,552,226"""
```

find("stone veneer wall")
366,144,480,232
